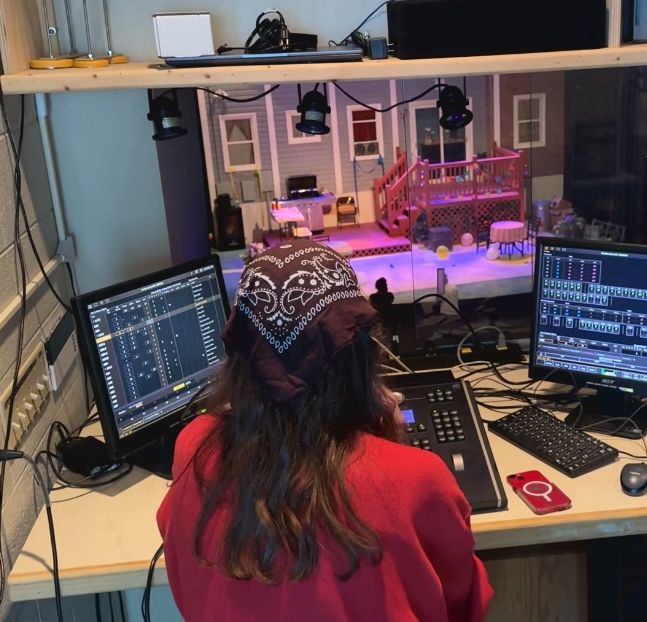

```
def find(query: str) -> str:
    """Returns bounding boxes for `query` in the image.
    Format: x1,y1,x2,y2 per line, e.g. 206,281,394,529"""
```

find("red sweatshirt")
157,416,493,622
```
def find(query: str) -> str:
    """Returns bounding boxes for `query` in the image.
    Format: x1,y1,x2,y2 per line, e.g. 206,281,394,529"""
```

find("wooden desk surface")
8,371,647,601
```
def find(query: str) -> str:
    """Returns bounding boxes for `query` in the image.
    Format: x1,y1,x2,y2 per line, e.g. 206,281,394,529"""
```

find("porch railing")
374,144,525,236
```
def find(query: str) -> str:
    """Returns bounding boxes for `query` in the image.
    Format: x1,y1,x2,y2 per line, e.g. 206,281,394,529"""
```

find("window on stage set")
513,93,546,149
219,113,261,172
285,110,322,145
347,106,384,160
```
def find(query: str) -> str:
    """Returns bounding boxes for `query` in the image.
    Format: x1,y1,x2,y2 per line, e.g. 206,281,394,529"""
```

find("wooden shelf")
3,45,647,95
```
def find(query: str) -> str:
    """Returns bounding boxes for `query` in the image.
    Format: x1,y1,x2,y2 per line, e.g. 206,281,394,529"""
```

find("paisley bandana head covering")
221,240,377,402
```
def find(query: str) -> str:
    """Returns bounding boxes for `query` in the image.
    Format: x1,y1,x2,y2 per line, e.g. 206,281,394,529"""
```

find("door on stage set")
408,100,473,164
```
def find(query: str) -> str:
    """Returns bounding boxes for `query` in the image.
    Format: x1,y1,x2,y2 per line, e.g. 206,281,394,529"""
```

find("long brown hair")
192,329,400,584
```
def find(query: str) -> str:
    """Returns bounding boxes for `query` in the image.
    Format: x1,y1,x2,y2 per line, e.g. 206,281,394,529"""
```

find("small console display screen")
400,409,415,424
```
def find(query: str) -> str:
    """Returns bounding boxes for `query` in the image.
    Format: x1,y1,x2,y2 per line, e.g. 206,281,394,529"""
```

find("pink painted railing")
373,147,409,224
374,144,525,237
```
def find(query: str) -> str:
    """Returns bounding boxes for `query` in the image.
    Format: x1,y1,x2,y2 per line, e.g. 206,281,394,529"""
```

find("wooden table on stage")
9,368,647,621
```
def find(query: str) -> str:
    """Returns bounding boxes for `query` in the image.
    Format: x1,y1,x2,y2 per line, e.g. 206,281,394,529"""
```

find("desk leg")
587,535,647,621
481,543,587,622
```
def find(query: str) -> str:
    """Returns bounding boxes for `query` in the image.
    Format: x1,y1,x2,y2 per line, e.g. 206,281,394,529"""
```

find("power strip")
0,345,51,449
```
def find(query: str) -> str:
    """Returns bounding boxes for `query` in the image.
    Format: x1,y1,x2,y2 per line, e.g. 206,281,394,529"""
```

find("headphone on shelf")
244,9,289,53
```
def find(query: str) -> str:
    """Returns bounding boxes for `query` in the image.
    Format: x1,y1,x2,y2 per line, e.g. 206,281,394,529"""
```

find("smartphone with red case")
506,470,572,515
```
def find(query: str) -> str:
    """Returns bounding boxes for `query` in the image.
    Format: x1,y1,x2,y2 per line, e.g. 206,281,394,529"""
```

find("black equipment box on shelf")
387,0,607,60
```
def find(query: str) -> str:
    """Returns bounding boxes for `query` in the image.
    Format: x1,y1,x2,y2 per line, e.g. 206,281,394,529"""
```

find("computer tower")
387,0,607,59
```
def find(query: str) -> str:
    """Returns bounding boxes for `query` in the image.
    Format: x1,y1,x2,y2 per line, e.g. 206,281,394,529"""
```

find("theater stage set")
219,144,536,337
222,221,534,305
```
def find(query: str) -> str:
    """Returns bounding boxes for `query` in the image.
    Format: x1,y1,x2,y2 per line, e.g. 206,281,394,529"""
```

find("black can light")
437,84,473,131
147,89,188,141
296,83,330,135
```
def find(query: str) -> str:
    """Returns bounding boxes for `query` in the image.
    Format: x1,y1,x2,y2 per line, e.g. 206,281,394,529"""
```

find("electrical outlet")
0,345,50,450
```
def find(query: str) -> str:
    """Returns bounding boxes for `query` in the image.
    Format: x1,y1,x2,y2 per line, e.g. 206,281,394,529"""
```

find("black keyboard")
488,406,619,477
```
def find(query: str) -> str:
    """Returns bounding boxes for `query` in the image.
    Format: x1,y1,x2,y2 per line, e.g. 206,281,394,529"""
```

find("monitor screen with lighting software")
530,237,647,438
73,256,230,477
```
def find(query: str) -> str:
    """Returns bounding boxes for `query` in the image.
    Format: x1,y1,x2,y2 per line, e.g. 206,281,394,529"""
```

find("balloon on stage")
486,245,500,261
460,232,474,247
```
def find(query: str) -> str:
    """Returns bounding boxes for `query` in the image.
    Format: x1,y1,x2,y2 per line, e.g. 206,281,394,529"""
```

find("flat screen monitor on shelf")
530,237,647,438
73,256,230,478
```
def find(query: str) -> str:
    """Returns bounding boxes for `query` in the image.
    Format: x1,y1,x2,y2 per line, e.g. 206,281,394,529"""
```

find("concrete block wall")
0,95,89,619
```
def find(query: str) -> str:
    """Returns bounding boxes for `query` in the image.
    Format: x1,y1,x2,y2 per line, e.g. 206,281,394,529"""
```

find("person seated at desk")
157,240,492,622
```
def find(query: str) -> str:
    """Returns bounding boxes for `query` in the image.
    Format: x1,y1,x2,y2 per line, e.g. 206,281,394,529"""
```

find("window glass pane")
443,126,466,162
518,97,541,122
414,107,440,160
352,109,375,122
225,119,252,142
518,120,541,144
353,121,377,142
229,143,255,166
517,99,532,121
420,144,441,163
289,114,302,139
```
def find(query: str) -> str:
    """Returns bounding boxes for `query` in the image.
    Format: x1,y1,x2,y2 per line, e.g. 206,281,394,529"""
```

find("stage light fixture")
296,83,330,135
147,90,188,141
437,84,473,131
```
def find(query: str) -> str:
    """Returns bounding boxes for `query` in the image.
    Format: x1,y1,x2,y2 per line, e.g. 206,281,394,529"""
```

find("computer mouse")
620,463,647,496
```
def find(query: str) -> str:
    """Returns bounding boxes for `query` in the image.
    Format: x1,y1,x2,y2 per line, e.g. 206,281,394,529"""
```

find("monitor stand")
124,427,182,480
565,387,647,439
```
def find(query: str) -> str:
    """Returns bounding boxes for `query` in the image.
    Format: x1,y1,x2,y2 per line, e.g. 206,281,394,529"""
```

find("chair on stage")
522,215,542,253
591,218,626,242
336,196,358,227
472,215,493,253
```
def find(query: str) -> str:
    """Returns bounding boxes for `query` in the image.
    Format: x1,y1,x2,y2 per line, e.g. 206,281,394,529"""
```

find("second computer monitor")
530,237,647,437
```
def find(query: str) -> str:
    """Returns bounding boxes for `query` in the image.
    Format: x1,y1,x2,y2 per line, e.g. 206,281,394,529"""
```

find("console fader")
386,370,507,513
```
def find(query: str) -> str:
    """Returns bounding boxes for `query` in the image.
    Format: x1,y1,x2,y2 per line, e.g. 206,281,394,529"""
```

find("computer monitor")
73,256,230,477
530,237,647,438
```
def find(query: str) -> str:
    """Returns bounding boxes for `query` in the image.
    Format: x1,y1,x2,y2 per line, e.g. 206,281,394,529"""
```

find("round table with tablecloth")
489,220,526,257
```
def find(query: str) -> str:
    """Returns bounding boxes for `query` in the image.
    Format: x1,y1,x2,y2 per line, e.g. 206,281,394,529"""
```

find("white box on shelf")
152,12,214,58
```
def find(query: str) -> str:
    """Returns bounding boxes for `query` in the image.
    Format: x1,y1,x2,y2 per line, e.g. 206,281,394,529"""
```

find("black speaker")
426,226,453,252
215,193,246,251
387,0,607,60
